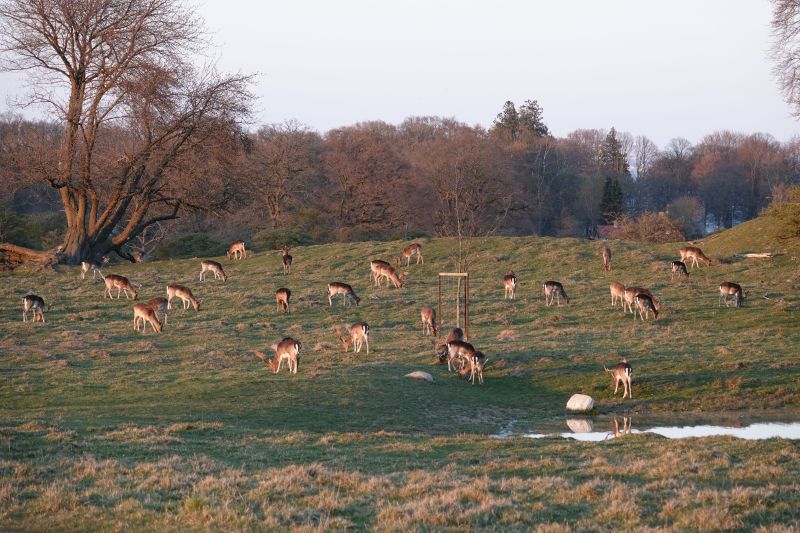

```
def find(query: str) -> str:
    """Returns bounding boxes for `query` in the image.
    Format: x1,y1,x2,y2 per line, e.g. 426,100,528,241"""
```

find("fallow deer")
370,259,393,287
103,274,138,300
276,288,291,313
397,243,423,266
623,287,660,314
671,260,689,280
719,282,746,308
166,284,200,311
373,261,404,289
421,306,437,336
633,293,659,320
543,281,569,306
281,247,293,275
255,337,301,374
503,271,517,299
679,246,712,269
601,246,611,272
80,256,109,280
22,295,47,323
227,240,246,260
327,282,360,306
604,360,633,399
436,327,465,364
146,297,169,325
335,323,370,354
444,340,478,374
200,260,228,282
609,282,626,308
467,350,487,385
133,303,162,333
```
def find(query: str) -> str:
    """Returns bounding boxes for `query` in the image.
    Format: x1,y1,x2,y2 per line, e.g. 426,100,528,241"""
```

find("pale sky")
2,0,798,148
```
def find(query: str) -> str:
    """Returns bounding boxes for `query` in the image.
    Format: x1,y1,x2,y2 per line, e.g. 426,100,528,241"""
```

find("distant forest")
2,99,799,257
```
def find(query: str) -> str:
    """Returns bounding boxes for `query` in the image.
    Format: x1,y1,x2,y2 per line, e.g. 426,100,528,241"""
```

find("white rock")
566,394,595,412
566,418,594,433
405,371,434,382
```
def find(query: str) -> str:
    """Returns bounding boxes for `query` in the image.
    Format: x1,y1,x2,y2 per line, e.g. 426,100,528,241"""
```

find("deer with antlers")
281,247,293,275
200,260,228,282
103,274,138,300
604,360,633,399
80,256,109,280
397,243,423,266
671,260,689,280
503,271,517,299
679,246,712,269
166,285,200,311
227,240,246,260
601,246,611,272
335,323,370,354
133,303,162,333
22,295,48,323
543,281,569,306
255,337,301,374
719,282,746,308
276,288,291,313
327,282,360,306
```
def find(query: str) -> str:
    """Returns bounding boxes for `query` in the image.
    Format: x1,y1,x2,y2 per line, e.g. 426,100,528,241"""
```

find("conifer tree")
599,127,630,177
600,176,624,223
519,99,549,137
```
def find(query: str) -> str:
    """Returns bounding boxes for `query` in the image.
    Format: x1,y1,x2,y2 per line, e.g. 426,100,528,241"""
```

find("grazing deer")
633,293,659,320
601,246,611,272
436,328,465,364
335,322,370,354
80,256,109,280
671,260,689,280
543,281,569,306
373,261,404,289
146,298,169,325
22,295,47,323
276,288,291,313
444,340,478,373
255,337,301,374
421,306,437,336
679,246,712,269
103,274,138,300
370,260,393,287
467,350,487,385
397,243,423,266
609,282,626,308
227,240,246,260
327,282,360,306
719,282,746,308
623,287,660,314
166,285,200,311
281,247,293,275
200,260,228,282
503,271,517,299
133,303,162,333
604,360,633,399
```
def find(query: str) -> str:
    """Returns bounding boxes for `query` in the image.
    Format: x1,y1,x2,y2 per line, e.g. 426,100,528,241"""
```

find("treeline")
2,101,799,255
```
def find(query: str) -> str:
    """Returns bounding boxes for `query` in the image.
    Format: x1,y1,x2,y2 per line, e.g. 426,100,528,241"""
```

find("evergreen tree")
599,127,630,177
519,99,549,137
600,176,624,223
492,101,520,140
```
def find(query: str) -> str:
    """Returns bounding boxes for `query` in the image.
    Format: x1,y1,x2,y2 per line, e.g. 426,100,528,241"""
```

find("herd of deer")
19,237,750,396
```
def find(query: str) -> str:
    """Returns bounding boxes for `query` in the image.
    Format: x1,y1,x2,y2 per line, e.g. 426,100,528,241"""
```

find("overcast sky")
1,0,797,148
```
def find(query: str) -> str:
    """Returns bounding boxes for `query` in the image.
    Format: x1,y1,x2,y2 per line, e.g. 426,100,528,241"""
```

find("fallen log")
734,252,775,259
0,242,61,269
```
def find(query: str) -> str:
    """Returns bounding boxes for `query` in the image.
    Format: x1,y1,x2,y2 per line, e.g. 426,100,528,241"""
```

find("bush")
765,184,800,238
153,233,227,260
613,212,686,243
0,205,65,250
667,196,705,239
251,227,314,251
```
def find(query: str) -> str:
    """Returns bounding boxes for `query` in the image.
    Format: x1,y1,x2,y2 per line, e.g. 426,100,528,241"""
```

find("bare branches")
771,0,800,117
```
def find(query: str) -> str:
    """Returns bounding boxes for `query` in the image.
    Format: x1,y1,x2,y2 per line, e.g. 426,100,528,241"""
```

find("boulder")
405,371,434,382
566,394,595,413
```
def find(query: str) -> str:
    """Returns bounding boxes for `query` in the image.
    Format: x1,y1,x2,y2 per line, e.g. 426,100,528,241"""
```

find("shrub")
251,227,314,251
613,212,686,243
667,196,705,239
153,233,227,260
764,184,800,238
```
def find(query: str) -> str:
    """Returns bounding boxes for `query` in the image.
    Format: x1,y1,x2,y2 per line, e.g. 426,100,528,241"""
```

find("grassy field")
2,216,800,530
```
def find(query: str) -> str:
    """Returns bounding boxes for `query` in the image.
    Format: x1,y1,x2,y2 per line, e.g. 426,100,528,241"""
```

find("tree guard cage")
438,272,469,341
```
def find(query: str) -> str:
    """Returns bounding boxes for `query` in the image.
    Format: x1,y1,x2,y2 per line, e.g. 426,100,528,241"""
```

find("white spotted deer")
420,306,437,336
133,303,162,333
22,295,48,323
146,298,169,325
609,282,626,308
503,271,517,299
543,281,569,306
601,246,611,272
397,243,423,266
200,260,228,282
281,247,293,275
276,288,291,313
166,285,200,311
719,282,746,308
604,360,633,399
255,337,301,374
103,274,138,300
327,282,360,306
671,260,689,280
80,256,109,280
227,240,246,260
335,323,370,354
679,246,712,269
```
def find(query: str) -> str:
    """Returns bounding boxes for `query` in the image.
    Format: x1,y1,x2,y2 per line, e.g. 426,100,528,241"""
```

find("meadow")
1,216,800,530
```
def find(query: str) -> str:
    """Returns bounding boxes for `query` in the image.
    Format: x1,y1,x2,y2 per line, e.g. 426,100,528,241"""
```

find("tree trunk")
61,223,91,265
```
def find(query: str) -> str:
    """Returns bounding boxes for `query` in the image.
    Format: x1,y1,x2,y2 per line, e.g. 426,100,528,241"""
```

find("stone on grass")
566,394,594,413
405,371,434,382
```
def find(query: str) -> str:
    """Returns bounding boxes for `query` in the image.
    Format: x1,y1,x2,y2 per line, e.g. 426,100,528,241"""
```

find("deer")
200,260,228,282
373,261,405,289
444,340,478,374
609,282,626,308
281,247,293,275
166,285,200,311
466,350,487,385
601,246,611,272
543,281,569,306
436,327,465,364
397,243,423,266
276,288,291,313
719,282,746,308
22,295,48,323
255,338,301,374
679,246,712,269
327,282,360,306
103,274,138,300
227,240,246,260
604,360,633,399
633,293,659,320
146,297,169,325
370,259,393,287
335,322,370,354
503,271,517,299
421,306,437,336
133,303,162,333
80,256,109,280
623,287,660,314
671,260,689,280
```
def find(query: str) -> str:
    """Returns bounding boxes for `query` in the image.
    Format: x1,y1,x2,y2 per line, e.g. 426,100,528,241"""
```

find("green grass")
2,217,800,530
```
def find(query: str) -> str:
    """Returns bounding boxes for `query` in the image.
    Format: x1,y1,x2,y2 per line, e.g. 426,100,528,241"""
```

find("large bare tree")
772,0,800,117
0,0,253,264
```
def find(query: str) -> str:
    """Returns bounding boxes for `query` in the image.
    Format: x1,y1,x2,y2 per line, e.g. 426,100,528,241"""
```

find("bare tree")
0,0,253,264
771,0,800,117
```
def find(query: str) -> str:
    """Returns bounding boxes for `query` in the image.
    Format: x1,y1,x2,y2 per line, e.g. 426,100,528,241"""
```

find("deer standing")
281,247,293,275
671,260,689,280
633,293,659,320
327,282,360,306
601,246,611,272
133,303,162,333
146,298,169,325
543,281,569,306
609,282,626,308
623,287,659,314
503,271,517,299
200,260,228,282
80,256,109,280
370,260,393,287
22,295,47,323
335,323,370,354
373,261,404,288
604,360,633,399
227,240,246,260
255,337,301,374
444,340,478,373
420,306,437,336
166,285,200,311
103,274,138,300
467,350,487,385
719,282,746,308
397,243,423,266
679,246,712,269
276,288,291,313
436,328,465,364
